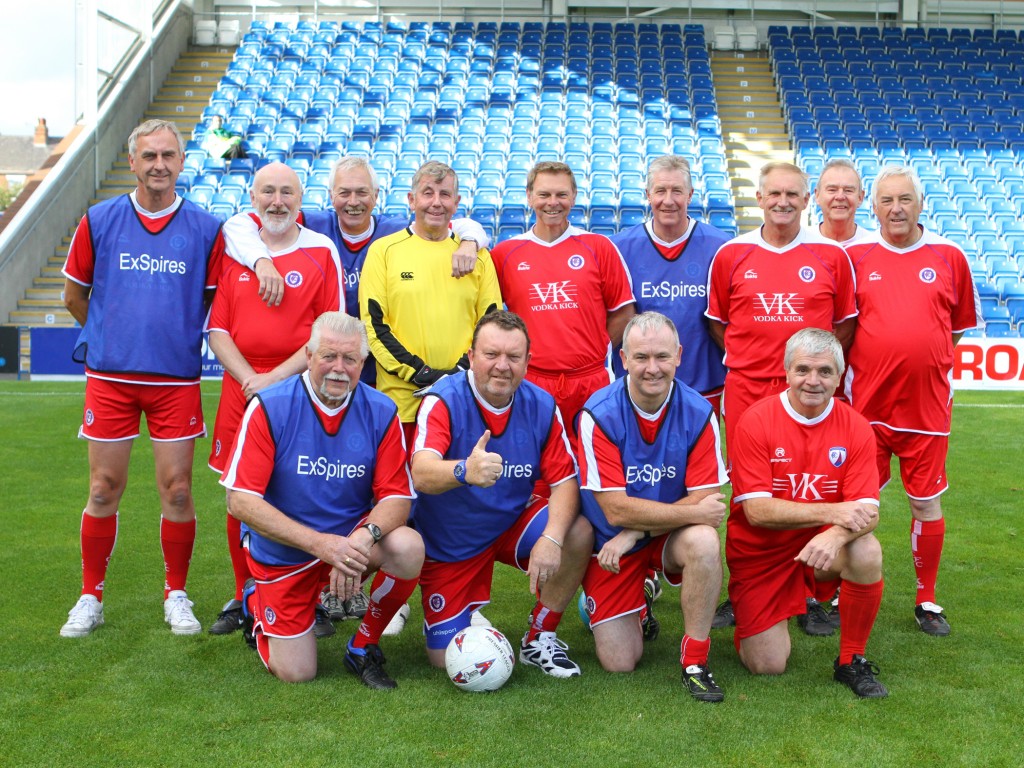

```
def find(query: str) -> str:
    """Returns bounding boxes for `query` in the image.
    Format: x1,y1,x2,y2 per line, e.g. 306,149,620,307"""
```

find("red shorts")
872,425,948,500
81,377,205,442
246,556,331,669
528,365,613,439
726,527,824,642
419,496,548,649
722,372,786,459
580,535,682,627
209,367,274,472
702,386,724,421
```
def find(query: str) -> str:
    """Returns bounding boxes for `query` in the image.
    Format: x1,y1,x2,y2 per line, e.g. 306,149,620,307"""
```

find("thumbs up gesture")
466,430,504,488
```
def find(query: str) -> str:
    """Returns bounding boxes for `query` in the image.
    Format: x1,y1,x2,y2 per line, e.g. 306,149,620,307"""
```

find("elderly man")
577,312,729,702
845,165,979,636
206,162,344,635
490,161,635,439
611,155,730,415
410,311,592,677
728,328,887,698
60,119,225,637
221,312,423,687
360,160,502,444
706,162,859,633
813,158,870,246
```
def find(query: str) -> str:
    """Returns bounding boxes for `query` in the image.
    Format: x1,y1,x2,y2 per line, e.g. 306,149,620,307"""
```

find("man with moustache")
206,162,344,635
221,312,422,687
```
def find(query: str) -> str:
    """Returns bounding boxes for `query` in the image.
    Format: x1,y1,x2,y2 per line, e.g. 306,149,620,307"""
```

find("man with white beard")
206,162,345,635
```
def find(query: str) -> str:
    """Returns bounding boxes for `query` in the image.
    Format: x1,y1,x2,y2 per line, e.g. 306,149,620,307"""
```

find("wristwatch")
361,522,383,544
453,459,468,485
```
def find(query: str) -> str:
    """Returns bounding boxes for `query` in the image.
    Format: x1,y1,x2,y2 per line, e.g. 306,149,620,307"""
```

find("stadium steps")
8,50,232,371
712,54,793,232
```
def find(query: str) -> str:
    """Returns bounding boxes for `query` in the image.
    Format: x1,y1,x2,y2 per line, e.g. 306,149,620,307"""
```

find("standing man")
728,328,888,698
813,159,870,246
206,162,344,635
845,165,979,636
410,311,593,677
707,161,858,455
60,119,225,637
222,156,487,362
221,312,423,687
577,312,729,701
359,160,502,444
611,155,730,415
490,161,635,437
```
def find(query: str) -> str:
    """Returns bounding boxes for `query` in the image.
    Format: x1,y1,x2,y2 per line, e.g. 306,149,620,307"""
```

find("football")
444,625,515,692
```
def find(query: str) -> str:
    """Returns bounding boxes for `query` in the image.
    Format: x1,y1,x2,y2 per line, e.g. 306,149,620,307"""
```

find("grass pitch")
1,382,1021,767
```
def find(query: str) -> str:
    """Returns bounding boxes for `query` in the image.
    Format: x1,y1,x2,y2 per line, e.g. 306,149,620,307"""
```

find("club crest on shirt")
919,268,937,284
567,254,585,270
798,266,816,282
285,270,303,287
829,447,848,467
429,593,446,613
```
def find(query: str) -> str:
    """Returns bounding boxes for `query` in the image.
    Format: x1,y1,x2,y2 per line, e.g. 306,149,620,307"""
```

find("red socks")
161,517,196,598
680,634,711,668
837,579,884,665
226,513,251,601
911,517,945,605
351,571,418,648
81,511,118,600
525,602,564,644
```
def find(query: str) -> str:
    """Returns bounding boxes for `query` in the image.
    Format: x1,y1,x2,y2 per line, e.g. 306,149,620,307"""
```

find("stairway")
711,52,794,233
7,50,233,370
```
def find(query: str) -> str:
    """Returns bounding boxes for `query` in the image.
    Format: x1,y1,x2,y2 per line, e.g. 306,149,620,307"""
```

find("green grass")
1,382,1022,767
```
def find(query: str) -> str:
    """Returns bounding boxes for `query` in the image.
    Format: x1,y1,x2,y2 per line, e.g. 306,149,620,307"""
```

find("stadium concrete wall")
0,1,192,325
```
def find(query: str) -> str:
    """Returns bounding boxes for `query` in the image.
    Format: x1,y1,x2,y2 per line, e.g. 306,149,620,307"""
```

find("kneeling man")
728,328,887,698
578,311,729,702
221,312,423,687
411,310,593,678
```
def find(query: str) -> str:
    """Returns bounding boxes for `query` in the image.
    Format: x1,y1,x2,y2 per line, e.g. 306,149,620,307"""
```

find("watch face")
365,523,382,542
454,461,466,481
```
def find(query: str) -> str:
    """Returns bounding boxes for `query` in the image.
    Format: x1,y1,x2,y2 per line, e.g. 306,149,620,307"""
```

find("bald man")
207,162,345,633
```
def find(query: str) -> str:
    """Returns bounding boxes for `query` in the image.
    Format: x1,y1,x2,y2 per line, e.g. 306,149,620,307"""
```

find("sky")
0,1,77,137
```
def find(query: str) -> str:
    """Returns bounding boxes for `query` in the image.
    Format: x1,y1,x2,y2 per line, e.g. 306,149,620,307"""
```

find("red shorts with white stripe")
580,534,682,627
419,496,548,649
81,377,204,441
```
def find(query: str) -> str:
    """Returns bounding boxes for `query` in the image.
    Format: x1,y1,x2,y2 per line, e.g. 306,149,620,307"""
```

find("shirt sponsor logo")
295,454,368,479
501,463,534,479
285,270,303,287
640,280,707,300
829,446,847,467
774,473,840,501
118,252,187,275
529,280,579,311
919,267,937,284
798,266,816,282
344,270,360,290
753,293,805,322
567,254,585,270
625,463,677,487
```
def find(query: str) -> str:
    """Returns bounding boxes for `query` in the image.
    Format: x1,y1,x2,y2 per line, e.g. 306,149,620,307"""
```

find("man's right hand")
254,257,284,307
676,492,727,528
465,430,504,487
830,501,879,532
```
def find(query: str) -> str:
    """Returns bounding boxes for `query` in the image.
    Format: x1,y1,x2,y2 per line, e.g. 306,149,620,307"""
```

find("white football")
444,625,515,692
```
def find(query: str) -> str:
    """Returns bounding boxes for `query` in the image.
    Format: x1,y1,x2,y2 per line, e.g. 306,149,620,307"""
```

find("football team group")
57,118,977,702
